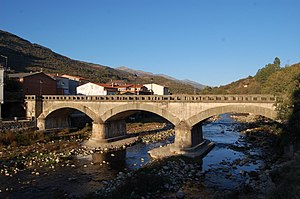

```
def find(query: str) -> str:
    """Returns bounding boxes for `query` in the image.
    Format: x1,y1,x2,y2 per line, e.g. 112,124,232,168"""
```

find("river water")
202,114,263,190
0,114,264,198
84,113,263,190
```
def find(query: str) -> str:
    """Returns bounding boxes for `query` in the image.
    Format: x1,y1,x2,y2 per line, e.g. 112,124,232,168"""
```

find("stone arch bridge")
25,95,277,152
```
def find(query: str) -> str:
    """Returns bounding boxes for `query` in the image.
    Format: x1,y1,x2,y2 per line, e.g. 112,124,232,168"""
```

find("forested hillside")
201,57,300,122
200,58,300,145
201,58,300,96
0,30,200,94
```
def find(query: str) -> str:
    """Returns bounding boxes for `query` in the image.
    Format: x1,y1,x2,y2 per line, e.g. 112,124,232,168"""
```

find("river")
0,113,265,198
78,113,263,195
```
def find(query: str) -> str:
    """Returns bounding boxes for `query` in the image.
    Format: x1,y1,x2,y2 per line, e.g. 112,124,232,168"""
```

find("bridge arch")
100,103,181,125
186,104,277,127
38,103,102,124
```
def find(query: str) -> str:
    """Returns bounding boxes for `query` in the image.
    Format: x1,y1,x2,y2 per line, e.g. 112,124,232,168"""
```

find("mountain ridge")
116,66,206,89
0,30,203,94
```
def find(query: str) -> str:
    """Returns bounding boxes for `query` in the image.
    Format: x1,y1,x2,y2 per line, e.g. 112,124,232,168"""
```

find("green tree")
274,57,281,68
255,57,281,84
286,86,300,144
260,63,300,121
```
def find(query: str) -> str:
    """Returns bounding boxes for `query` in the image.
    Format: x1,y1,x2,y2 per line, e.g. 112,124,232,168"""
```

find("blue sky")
1,0,299,86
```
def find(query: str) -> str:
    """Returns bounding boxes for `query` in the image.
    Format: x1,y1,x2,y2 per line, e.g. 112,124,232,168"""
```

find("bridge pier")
171,121,204,151
173,121,193,148
90,122,106,140
90,120,127,140
37,118,45,130
84,120,127,148
150,121,214,158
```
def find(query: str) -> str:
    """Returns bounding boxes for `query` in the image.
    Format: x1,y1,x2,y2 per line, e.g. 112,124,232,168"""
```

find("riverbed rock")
176,190,185,199
68,177,77,181
164,183,169,189
195,171,203,177
239,170,246,176
225,172,232,178
222,167,229,172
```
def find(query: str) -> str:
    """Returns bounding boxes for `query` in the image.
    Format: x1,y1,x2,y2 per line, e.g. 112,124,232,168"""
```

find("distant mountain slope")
116,66,206,90
0,30,132,83
0,30,202,94
181,79,207,89
116,66,154,77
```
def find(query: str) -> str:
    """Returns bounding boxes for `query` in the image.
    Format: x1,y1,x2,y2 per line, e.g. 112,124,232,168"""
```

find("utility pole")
39,80,43,96
151,78,153,95
0,57,5,121
0,55,8,69
134,74,137,95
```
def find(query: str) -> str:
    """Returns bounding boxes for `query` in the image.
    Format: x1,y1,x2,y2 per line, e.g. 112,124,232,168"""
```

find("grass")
0,126,92,147
0,130,46,146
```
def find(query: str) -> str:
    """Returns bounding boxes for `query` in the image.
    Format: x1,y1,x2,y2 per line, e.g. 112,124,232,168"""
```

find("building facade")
61,74,89,85
77,82,118,95
117,84,150,95
8,72,57,95
143,83,170,95
48,74,79,95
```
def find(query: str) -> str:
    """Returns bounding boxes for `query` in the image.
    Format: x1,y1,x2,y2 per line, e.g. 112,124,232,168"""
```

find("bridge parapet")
25,94,276,103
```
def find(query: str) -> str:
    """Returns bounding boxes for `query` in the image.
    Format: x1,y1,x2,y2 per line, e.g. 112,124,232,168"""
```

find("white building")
143,83,170,95
76,82,118,95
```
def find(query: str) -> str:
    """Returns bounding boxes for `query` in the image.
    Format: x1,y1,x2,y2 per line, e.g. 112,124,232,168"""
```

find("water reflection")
88,139,172,171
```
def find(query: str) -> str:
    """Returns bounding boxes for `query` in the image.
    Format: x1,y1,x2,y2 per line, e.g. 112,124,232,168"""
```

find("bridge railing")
25,95,276,103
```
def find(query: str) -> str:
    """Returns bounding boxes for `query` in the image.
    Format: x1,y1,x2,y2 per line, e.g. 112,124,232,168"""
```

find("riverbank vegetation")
202,58,300,148
0,126,91,148
0,127,91,173
0,121,168,173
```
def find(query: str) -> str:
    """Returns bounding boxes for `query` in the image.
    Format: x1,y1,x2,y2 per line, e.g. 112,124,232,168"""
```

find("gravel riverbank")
92,114,297,199
0,122,174,198
1,115,297,198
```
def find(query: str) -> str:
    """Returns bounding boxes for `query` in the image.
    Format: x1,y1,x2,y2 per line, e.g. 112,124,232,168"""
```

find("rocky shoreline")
229,113,297,198
0,124,171,174
0,115,298,198
0,122,175,197
91,114,297,199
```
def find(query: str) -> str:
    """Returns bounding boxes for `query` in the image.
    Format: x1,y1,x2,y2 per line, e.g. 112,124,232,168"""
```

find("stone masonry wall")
0,120,36,133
